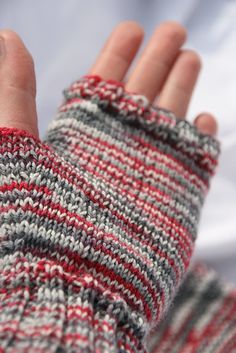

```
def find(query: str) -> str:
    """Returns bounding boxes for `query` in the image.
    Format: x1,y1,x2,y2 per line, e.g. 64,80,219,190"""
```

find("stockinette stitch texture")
0,75,231,353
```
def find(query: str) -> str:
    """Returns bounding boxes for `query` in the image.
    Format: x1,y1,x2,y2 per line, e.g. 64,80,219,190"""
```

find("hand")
0,21,217,138
0,22,220,350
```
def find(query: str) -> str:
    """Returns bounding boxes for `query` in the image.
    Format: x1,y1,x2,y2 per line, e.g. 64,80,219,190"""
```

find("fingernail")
194,113,208,122
0,36,6,58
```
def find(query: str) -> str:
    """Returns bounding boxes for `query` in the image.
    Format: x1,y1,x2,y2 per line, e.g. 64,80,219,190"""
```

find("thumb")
0,29,39,138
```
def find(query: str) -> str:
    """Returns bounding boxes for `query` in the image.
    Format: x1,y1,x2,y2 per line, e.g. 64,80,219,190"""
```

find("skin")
0,21,217,138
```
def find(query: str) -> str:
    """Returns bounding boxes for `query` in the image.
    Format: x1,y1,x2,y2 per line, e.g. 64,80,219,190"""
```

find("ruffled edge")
61,75,220,173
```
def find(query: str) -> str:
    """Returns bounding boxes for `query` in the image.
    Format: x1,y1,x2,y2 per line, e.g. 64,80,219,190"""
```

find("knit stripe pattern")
0,75,219,352
147,262,236,353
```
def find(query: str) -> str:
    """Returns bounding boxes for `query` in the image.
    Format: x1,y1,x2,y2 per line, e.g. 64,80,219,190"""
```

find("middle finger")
126,22,187,102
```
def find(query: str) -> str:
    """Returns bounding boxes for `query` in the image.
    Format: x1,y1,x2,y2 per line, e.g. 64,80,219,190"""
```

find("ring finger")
126,21,187,102
158,49,201,118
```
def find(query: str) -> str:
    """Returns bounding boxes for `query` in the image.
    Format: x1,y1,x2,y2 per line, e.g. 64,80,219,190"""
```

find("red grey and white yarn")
0,75,231,353
148,262,236,353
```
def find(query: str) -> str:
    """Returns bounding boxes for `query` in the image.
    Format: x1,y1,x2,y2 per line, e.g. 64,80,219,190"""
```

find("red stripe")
71,140,189,205
0,202,188,298
3,254,157,322
0,326,61,338
66,122,207,190
33,248,154,321
218,332,236,353
0,141,193,254
66,142,193,246
209,302,236,353
70,143,194,244
0,127,41,142
0,181,52,196
0,298,140,351
65,151,193,256
152,327,172,353
199,296,236,341
1,179,191,268
70,126,204,192
62,95,217,171
126,116,217,172
19,198,186,284
1,192,191,274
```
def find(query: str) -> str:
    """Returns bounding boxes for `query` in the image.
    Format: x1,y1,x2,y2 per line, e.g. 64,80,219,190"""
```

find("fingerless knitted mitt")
0,76,220,352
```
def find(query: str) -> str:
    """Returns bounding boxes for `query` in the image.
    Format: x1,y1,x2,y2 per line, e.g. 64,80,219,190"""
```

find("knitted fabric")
0,75,222,352
148,262,236,353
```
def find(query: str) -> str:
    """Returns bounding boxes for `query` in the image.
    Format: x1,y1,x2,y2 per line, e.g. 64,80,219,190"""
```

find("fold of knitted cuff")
60,75,220,174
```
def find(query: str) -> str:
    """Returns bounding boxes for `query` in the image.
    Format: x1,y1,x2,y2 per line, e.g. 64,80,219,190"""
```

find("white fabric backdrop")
1,0,236,282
